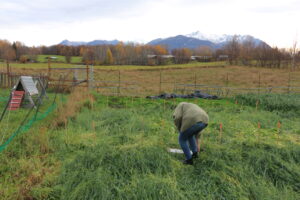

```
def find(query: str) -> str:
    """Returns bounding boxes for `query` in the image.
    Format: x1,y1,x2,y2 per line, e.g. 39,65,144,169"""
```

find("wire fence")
1,65,300,97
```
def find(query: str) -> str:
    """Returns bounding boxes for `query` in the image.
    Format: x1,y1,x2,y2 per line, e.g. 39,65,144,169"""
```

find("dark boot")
182,158,193,165
192,152,198,159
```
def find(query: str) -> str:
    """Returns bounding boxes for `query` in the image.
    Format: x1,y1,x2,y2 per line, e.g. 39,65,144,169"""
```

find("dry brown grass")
53,88,93,128
93,66,300,96
4,64,300,96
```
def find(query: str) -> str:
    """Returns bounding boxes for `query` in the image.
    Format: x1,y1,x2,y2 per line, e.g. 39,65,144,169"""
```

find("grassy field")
0,61,225,70
0,89,299,199
36,55,83,64
1,60,300,96
90,66,300,96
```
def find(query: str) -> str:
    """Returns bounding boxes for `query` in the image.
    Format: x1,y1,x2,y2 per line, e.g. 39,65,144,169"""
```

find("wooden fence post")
48,58,51,80
159,69,162,94
194,73,197,91
4,73,6,87
288,72,291,94
226,73,229,87
6,60,10,87
118,70,121,96
258,72,261,94
0,73,2,87
86,65,89,89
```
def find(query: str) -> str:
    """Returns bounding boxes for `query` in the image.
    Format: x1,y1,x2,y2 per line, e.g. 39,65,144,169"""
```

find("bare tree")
223,35,240,65
290,37,298,71
171,48,192,64
240,36,255,66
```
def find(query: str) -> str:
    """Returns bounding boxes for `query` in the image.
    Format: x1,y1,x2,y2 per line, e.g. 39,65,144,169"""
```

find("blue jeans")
179,122,207,160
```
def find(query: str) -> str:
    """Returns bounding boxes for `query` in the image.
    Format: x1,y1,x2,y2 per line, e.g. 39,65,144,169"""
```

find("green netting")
0,96,9,102
0,103,57,152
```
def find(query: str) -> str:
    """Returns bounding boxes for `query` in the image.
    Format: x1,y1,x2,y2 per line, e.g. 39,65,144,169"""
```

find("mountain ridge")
59,32,269,50
59,39,119,46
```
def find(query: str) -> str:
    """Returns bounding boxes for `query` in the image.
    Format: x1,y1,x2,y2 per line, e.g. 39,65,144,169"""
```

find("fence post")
6,60,10,87
89,65,94,90
4,73,6,88
258,72,261,94
86,65,89,89
287,72,291,94
226,73,229,87
48,58,51,80
118,70,121,96
159,69,162,94
194,73,197,91
173,80,176,93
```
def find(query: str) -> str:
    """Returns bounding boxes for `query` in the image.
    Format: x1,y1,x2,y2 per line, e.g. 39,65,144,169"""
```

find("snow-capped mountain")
186,31,232,43
186,31,264,46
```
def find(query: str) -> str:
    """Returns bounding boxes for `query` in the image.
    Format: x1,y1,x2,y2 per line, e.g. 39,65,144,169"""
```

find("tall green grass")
43,96,300,200
0,90,64,199
0,93,299,199
235,93,300,118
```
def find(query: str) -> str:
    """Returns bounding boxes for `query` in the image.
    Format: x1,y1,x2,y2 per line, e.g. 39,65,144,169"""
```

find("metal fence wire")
1,66,300,97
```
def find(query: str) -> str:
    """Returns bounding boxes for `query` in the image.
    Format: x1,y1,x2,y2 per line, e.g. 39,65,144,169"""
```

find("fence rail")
0,72,48,89
1,66,300,97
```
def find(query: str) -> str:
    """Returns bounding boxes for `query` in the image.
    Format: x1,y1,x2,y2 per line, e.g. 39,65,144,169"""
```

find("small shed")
14,76,39,108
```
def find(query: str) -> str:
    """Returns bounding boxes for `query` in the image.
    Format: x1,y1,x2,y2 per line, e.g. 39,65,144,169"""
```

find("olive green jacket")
173,102,209,133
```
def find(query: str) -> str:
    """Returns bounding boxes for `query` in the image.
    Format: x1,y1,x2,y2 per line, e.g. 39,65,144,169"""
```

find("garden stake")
277,121,281,144
219,123,223,144
257,122,261,143
277,121,281,131
161,119,165,127
256,100,259,110
92,121,95,131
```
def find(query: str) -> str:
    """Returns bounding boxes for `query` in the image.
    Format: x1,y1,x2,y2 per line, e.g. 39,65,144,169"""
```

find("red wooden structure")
8,91,25,110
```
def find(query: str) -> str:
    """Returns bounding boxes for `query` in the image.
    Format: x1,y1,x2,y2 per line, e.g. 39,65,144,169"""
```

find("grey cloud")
250,1,300,14
0,0,150,26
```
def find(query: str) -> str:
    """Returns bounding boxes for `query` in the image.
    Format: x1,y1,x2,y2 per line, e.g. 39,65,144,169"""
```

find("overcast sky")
0,0,299,48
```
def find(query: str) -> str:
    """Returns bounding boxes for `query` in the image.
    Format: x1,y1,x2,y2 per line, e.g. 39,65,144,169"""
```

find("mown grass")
0,61,226,70
1,92,299,199
36,55,83,64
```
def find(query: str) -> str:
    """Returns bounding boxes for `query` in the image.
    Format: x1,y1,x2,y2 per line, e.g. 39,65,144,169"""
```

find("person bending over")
173,102,209,165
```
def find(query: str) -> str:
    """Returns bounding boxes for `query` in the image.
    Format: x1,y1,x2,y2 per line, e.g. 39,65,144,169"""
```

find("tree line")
0,37,299,69
219,35,299,70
